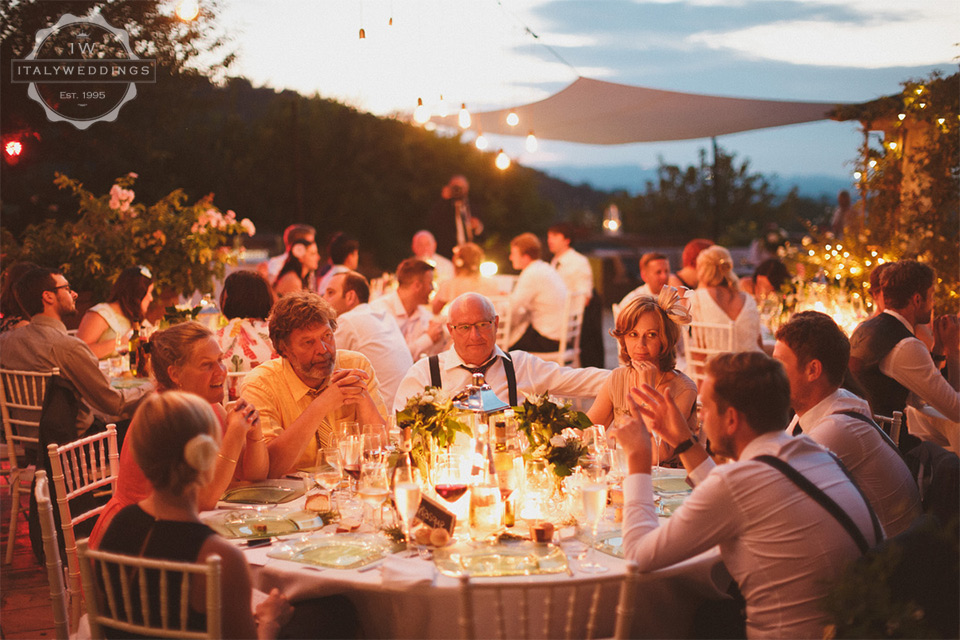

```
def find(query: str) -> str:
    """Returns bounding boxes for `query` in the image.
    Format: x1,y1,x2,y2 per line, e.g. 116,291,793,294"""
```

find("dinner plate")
267,533,391,570
220,479,306,504
434,541,569,577
203,509,325,540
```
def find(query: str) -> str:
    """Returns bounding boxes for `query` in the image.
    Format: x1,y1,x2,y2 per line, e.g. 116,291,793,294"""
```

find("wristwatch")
673,435,698,456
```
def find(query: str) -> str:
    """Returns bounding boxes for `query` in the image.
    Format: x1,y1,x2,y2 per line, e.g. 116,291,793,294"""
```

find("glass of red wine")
434,453,468,503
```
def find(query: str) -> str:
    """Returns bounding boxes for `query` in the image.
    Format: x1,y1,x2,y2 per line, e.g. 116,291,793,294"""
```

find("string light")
898,113,906,120
458,103,471,129
175,0,200,20
475,133,488,150
437,95,449,118
525,131,537,153
413,98,430,124
506,112,519,127
495,149,510,170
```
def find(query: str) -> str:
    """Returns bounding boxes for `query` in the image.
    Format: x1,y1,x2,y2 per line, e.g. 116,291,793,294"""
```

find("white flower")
550,435,565,447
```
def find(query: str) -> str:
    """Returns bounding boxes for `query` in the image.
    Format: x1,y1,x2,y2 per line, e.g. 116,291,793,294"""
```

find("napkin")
380,554,436,587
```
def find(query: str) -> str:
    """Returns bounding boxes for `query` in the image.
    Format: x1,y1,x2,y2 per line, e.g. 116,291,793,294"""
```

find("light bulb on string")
458,103,471,129
506,112,520,127
495,149,511,170
525,131,538,153
898,113,906,121
437,95,449,118
413,98,430,124
175,0,200,20
475,133,489,150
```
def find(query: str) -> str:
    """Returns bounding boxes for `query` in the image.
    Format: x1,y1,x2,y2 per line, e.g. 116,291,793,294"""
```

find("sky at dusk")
220,0,958,190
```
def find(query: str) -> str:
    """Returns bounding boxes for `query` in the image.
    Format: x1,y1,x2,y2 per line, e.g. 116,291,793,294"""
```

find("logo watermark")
12,13,156,130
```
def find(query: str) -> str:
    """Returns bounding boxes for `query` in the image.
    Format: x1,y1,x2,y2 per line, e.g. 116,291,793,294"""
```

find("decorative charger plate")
203,509,324,540
652,469,692,496
219,479,306,504
267,533,393,570
434,541,569,577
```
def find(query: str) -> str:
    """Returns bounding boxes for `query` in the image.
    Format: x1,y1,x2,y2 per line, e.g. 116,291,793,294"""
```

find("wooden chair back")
34,469,70,640
683,321,734,388
873,411,904,447
77,539,223,639
530,293,587,368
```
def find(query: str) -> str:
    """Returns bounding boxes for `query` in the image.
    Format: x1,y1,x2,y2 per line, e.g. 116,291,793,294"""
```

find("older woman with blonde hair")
97,392,292,639
431,242,500,314
690,245,763,352
589,288,698,460
89,321,269,547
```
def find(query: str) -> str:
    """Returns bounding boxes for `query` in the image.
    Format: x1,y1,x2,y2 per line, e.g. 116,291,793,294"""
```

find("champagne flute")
357,461,390,529
579,480,609,573
393,461,422,555
336,421,361,491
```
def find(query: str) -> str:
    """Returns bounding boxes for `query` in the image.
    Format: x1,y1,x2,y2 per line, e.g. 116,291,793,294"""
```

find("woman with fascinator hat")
588,287,699,462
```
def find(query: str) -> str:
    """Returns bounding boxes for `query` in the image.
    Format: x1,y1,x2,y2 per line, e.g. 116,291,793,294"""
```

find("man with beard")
241,291,387,477
849,259,959,440
0,267,149,439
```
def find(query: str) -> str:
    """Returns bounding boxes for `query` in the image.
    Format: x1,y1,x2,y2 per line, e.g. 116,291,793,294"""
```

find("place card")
416,493,456,534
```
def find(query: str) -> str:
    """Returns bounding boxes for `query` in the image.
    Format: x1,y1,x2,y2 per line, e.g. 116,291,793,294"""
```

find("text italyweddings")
12,59,156,83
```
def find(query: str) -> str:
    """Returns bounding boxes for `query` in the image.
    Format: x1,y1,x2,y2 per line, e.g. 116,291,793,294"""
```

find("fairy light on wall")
495,149,511,170
458,103,471,129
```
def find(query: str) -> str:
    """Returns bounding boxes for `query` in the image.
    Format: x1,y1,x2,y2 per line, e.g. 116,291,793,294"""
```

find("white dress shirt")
618,283,655,311
333,303,414,409
316,265,351,299
623,431,877,639
508,260,568,344
879,310,960,421
370,290,444,361
392,346,609,413
551,248,593,298
788,388,921,537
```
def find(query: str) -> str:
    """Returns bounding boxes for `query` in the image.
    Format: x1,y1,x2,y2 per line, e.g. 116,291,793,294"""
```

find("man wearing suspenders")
392,293,609,413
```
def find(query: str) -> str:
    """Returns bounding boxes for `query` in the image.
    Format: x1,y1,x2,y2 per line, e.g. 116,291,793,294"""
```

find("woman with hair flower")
431,243,500,314
690,245,763,353
274,239,320,297
76,265,155,359
588,287,698,460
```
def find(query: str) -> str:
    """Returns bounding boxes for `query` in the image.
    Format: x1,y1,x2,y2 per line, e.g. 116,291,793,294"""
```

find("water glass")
357,461,389,528
393,462,422,554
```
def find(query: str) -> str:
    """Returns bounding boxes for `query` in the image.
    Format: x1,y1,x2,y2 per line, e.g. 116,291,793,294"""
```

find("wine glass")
313,448,343,500
579,480,609,573
361,424,388,464
393,460,422,555
357,461,390,529
336,422,361,491
434,453,469,503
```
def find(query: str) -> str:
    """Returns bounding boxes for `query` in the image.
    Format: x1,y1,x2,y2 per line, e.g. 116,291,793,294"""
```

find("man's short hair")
268,290,338,348
548,223,575,241
14,267,58,317
327,232,359,265
396,258,435,287
220,270,274,321
881,259,935,309
681,238,714,268
511,233,541,261
283,224,315,248
753,258,790,292
868,262,894,301
707,352,791,434
640,252,668,272
339,270,370,304
775,311,850,388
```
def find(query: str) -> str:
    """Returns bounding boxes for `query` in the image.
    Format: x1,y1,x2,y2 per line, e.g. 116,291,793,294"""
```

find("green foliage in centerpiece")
396,387,472,476
516,393,592,479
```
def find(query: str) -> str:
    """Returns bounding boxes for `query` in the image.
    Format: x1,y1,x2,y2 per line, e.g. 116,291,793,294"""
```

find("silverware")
357,559,384,573
564,565,574,577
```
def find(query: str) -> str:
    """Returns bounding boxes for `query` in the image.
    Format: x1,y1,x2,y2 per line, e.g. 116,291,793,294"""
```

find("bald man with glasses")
392,293,609,412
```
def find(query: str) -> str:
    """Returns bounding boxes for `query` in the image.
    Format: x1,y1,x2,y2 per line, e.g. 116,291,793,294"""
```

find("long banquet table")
209,492,732,639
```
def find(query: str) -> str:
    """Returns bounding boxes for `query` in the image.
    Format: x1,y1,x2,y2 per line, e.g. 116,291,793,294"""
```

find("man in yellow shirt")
241,290,387,477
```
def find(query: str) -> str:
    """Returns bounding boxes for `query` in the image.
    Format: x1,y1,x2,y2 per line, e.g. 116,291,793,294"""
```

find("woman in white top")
76,265,154,359
689,245,762,352
431,243,500,315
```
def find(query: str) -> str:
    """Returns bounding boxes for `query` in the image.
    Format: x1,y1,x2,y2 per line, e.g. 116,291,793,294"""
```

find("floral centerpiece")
395,387,472,478
515,393,592,480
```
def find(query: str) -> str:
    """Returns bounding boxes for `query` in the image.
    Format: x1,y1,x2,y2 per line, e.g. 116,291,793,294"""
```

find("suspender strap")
502,354,518,407
754,455,882,554
428,355,442,389
834,410,904,460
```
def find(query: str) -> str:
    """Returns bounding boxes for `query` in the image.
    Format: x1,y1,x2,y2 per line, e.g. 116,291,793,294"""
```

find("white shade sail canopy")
432,77,843,144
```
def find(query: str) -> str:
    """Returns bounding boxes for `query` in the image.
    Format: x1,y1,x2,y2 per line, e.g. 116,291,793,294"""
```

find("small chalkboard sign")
415,493,456,534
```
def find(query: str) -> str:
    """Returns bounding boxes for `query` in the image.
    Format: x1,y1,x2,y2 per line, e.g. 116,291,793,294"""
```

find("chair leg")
4,472,21,565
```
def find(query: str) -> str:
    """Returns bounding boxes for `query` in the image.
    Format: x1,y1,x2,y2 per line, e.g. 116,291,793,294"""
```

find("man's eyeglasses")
450,320,493,334
51,284,73,293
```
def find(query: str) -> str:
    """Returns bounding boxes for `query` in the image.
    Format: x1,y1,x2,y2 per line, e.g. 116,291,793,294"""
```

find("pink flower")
240,218,256,236
127,172,139,178
191,221,202,233
225,209,236,221
109,196,121,209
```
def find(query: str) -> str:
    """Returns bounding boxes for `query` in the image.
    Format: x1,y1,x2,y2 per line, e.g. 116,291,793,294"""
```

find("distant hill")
538,164,854,200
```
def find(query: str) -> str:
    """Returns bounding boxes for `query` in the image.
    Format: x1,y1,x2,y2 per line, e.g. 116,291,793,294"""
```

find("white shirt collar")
438,345,508,372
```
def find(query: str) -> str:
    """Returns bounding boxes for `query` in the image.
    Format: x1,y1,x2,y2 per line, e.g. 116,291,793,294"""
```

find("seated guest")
668,238,713,291
869,262,935,351
322,270,413,409
774,311,921,536
690,245,763,352
274,239,320,297
618,252,672,312
315,232,359,296
97,392,293,639
0,260,37,332
76,265,154,360
89,322,268,547
393,293,608,412
588,288,697,462
850,259,959,434
506,233,568,352
371,258,446,360
431,243,499,315
0,267,150,439
616,352,880,638
217,270,277,372
548,223,593,301
263,223,316,283
412,230,455,283
241,291,387,477
743,258,790,300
